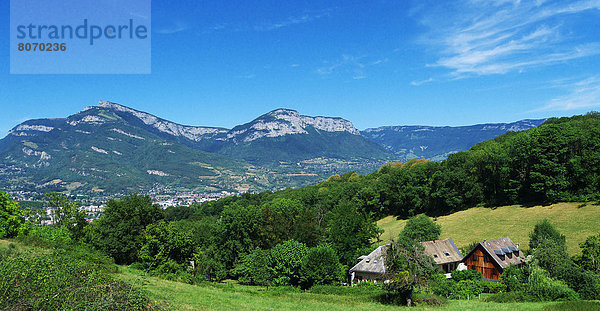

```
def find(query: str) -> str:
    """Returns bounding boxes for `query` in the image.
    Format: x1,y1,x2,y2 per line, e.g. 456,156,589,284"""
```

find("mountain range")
0,100,544,196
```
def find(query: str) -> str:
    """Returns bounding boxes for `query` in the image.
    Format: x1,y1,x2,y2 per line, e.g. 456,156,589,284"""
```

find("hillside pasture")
377,202,600,255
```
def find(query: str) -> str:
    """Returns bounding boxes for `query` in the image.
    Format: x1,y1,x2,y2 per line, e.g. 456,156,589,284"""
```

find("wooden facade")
463,246,501,279
461,237,525,280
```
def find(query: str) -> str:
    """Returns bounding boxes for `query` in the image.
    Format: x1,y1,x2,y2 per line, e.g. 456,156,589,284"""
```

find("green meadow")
117,266,554,310
377,202,600,255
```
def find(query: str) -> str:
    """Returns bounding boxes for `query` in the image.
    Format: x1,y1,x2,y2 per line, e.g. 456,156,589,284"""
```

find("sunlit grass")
377,202,600,255
117,266,559,310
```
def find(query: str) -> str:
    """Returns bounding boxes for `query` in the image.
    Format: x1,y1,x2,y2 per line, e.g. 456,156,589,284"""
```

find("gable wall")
463,246,502,280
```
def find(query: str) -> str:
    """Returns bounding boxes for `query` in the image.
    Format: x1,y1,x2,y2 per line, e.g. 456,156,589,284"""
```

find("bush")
269,240,308,286
430,273,486,300
0,191,24,238
299,244,344,289
481,280,505,293
0,244,165,310
430,274,454,298
453,279,484,299
18,223,73,246
528,266,579,301
500,265,527,292
451,269,482,282
233,248,272,286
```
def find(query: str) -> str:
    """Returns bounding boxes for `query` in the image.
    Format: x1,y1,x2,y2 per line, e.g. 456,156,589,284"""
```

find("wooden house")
420,238,463,273
462,237,525,280
349,244,389,284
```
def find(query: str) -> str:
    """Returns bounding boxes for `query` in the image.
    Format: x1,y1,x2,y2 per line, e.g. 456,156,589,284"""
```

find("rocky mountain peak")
94,100,228,141
226,108,360,143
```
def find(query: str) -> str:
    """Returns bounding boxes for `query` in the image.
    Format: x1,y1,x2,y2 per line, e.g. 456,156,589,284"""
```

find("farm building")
419,238,463,273
462,237,525,280
349,244,389,284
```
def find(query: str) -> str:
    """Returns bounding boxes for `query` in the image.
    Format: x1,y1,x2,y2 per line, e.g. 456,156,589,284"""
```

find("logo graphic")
10,0,151,74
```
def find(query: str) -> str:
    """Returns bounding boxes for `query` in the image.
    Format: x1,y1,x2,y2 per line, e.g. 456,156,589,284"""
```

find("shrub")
269,240,308,286
453,279,484,299
299,244,344,289
0,191,24,238
233,248,272,286
578,234,600,273
528,266,579,301
451,269,482,282
481,280,505,293
500,265,527,292
430,274,454,298
18,223,73,246
530,219,566,250
0,244,165,310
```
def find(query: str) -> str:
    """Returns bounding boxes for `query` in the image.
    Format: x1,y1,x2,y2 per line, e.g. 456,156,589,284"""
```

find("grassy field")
117,266,553,310
0,239,571,310
377,202,600,255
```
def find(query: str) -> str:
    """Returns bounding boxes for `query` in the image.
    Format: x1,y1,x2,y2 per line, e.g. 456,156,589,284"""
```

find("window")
433,254,438,258
444,252,451,256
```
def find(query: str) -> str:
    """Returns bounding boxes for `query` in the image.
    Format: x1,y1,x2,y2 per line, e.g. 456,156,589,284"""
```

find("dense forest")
2,112,600,308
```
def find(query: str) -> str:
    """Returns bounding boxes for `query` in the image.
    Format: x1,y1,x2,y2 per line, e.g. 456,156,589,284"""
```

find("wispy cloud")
203,9,334,34
254,14,314,31
534,75,600,111
417,0,600,79
239,74,256,79
316,55,387,80
155,21,190,34
411,78,434,86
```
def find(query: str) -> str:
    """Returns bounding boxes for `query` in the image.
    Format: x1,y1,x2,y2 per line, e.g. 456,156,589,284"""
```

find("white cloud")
418,0,600,78
253,10,332,32
317,54,366,78
411,78,434,86
155,22,190,34
316,55,389,80
535,76,600,111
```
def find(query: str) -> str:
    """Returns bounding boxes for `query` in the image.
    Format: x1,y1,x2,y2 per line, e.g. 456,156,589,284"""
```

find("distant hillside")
0,101,391,195
0,100,557,196
217,108,391,164
376,202,600,256
203,112,600,226
361,119,545,161
0,105,253,194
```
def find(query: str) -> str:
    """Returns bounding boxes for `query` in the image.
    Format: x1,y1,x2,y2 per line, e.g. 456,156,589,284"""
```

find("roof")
464,237,525,270
349,244,389,274
420,238,463,265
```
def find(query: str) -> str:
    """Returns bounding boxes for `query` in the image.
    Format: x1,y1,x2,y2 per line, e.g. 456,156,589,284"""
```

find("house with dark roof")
462,237,525,280
349,244,388,284
420,238,463,273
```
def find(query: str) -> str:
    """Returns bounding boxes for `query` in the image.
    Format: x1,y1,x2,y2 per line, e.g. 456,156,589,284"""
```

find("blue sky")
2,0,600,137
